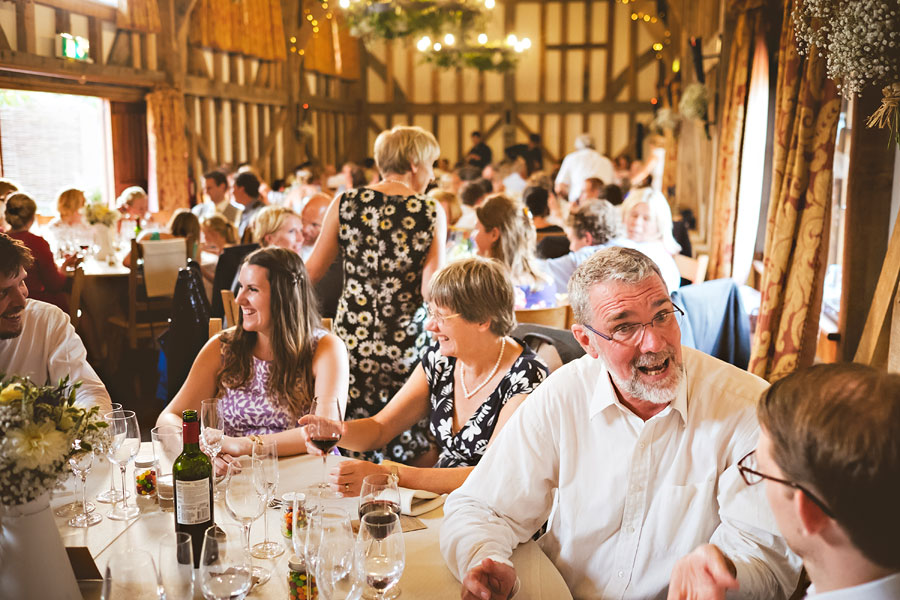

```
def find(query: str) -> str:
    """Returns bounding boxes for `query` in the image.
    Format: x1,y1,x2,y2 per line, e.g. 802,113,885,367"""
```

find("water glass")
105,410,141,520
224,457,269,585
315,508,358,600
96,403,128,504
151,425,182,510
199,524,252,600
251,440,282,559
199,399,224,499
68,440,102,528
158,532,193,599
101,548,162,600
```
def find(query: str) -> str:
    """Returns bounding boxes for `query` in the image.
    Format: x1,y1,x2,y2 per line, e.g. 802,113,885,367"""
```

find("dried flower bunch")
0,376,107,506
679,83,709,122
792,0,900,98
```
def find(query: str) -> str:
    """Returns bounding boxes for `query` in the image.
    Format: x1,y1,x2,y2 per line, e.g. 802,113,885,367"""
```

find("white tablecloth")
55,444,572,599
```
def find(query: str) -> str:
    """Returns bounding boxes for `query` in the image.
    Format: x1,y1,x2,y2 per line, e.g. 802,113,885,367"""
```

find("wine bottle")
173,409,214,567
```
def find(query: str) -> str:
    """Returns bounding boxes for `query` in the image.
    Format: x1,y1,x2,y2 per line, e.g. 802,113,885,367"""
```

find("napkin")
398,487,445,516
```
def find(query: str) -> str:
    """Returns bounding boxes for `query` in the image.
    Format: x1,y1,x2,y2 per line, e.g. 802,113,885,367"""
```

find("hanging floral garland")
792,0,900,144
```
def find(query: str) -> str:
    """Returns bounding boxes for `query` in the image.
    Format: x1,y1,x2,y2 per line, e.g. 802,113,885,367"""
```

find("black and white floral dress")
334,187,437,463
422,340,548,468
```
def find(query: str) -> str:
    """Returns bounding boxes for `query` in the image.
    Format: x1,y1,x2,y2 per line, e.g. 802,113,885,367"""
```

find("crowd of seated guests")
122,209,201,268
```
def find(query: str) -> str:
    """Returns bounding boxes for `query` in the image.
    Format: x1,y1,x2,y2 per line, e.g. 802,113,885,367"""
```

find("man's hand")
668,544,739,600
461,558,517,600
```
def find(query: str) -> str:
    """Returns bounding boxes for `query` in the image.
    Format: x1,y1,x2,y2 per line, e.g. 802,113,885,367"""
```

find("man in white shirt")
555,134,617,203
748,363,900,599
441,246,800,599
0,234,111,412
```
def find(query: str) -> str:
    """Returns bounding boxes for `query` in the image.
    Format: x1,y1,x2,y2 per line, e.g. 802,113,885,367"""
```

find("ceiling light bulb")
444,33,455,45
522,37,531,49
506,34,517,46
478,33,488,44
433,42,442,51
485,0,495,8
417,37,430,51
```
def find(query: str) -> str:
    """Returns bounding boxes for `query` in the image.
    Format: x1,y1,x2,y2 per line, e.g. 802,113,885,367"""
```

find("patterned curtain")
147,88,189,215
748,0,841,382
189,0,287,61
707,5,762,279
116,0,161,33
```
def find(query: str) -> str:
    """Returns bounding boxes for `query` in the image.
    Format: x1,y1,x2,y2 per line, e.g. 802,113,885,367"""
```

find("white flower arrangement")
83,201,120,227
679,83,710,122
0,376,107,506
650,107,682,134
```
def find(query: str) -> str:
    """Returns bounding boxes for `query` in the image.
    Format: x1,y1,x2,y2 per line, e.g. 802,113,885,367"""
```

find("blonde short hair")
429,256,516,337
374,126,440,175
429,189,462,226
252,205,299,246
57,188,86,219
116,186,147,209
621,187,681,254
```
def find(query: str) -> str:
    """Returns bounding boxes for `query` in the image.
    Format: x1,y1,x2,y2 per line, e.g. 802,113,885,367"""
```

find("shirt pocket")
649,478,718,558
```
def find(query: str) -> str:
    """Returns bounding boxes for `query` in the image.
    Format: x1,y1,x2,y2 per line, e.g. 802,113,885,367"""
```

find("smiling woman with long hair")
157,247,349,457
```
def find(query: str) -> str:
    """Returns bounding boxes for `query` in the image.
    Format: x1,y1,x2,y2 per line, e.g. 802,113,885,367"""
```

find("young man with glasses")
745,363,900,598
441,246,800,600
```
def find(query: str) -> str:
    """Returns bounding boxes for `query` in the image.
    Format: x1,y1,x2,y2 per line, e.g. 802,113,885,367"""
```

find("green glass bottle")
173,409,214,567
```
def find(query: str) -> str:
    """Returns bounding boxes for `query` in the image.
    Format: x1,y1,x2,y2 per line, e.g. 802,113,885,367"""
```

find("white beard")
607,349,684,405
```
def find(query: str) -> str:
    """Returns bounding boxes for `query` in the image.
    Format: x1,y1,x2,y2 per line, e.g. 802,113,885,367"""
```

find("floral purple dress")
219,329,327,436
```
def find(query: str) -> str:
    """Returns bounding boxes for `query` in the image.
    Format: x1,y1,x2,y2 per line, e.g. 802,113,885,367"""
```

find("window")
0,89,114,215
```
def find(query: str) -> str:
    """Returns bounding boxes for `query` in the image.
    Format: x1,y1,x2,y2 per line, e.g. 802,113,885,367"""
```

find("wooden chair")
321,317,333,332
515,305,569,329
108,239,184,349
68,266,86,329
221,289,239,328
674,253,710,285
208,317,223,338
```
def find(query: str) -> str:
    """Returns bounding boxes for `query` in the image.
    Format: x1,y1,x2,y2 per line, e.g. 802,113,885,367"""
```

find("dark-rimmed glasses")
737,450,835,518
581,304,684,345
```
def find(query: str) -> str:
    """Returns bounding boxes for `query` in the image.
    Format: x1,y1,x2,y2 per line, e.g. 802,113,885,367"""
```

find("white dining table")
54,443,572,599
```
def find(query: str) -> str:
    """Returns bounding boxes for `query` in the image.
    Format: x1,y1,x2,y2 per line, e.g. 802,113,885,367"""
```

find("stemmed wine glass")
199,524,252,600
104,410,141,520
315,508,359,600
95,403,129,505
68,440,102,528
199,399,225,500
224,457,270,585
359,474,401,522
250,440,283,559
306,398,343,493
293,487,321,599
357,511,405,600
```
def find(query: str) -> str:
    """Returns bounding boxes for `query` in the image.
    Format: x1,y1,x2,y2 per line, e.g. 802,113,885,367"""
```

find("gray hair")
429,256,516,337
568,246,663,324
575,134,595,150
621,187,682,254
567,200,619,245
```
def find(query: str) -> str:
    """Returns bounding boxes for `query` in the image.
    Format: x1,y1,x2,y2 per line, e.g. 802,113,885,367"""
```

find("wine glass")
55,438,99,519
359,474,401,523
250,440,283,559
306,398,343,493
96,403,128,504
101,548,162,600
158,531,194,599
105,410,141,520
199,399,224,500
223,458,269,585
357,511,404,600
315,508,358,600
292,488,321,599
199,524,252,600
68,440,102,527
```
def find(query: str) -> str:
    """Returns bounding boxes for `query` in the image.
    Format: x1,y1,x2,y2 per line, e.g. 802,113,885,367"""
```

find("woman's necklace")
459,337,507,399
381,176,413,191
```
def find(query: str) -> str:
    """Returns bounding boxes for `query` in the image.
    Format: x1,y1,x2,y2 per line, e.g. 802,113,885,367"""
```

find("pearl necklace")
381,176,414,191
459,337,507,399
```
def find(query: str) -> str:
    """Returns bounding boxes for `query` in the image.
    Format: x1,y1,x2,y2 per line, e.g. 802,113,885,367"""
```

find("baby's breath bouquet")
0,376,107,506
83,200,120,227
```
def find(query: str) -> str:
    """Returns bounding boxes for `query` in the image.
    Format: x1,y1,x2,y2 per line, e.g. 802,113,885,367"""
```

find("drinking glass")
158,531,194,599
357,511,404,600
105,410,141,520
199,524,252,600
55,439,98,519
223,458,269,585
250,440,283,559
306,398,343,493
358,474,401,522
151,425,182,509
292,488,321,599
315,508,358,600
101,548,162,600
96,403,128,504
68,440,102,527
199,399,225,500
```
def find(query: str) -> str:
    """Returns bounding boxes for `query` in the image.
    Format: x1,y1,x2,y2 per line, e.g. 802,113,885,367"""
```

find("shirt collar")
588,356,688,424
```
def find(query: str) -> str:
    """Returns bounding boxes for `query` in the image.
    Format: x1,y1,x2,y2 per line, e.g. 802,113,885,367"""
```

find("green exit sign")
57,34,91,61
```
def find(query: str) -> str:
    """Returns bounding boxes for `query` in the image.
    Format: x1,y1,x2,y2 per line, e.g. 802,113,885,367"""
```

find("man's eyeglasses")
581,305,684,345
737,450,835,518
425,306,460,326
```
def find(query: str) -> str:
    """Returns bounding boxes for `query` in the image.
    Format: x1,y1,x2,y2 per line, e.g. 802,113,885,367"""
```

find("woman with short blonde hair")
252,205,302,252
56,188,86,223
373,125,441,176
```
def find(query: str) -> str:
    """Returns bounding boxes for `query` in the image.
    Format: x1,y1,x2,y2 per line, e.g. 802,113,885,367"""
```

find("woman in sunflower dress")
306,126,447,464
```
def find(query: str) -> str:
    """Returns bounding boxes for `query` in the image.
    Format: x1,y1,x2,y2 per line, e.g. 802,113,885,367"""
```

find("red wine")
367,574,396,590
358,499,400,521
309,436,340,453
360,507,397,540
173,410,214,568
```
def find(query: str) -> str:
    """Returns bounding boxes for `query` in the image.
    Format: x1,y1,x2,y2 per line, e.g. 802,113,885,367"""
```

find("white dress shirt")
806,573,900,599
0,300,111,413
441,347,801,599
555,149,618,202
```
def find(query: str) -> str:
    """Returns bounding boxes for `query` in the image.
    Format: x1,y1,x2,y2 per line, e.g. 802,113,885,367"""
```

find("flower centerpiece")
0,376,107,506
679,82,710,139
82,200,120,261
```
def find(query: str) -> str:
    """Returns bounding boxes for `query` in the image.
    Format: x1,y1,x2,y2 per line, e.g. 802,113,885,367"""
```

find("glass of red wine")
306,397,343,495
357,510,404,599
359,473,401,522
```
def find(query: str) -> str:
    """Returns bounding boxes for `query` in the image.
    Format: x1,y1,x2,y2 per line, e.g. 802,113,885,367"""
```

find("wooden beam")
605,0,615,153
34,0,115,21
0,21,12,52
185,75,288,105
604,47,656,101
88,16,102,64
174,0,199,38
0,70,146,101
230,54,241,163
366,100,650,115
55,8,71,34
0,49,163,86
107,30,132,67
582,1,592,135
546,42,609,51
16,0,36,54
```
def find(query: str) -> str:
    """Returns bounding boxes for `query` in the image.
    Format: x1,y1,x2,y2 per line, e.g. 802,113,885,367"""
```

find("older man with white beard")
441,246,801,600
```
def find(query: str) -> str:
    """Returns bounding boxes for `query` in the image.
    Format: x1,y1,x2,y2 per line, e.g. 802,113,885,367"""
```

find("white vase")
93,223,116,261
0,493,81,599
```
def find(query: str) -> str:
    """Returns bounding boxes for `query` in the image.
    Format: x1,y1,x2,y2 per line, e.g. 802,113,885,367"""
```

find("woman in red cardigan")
5,191,80,312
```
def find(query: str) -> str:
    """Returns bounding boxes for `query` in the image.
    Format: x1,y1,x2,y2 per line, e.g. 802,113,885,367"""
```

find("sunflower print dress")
334,187,437,463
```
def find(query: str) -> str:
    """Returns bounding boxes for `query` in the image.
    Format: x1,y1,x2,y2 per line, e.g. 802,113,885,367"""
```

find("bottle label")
175,478,211,525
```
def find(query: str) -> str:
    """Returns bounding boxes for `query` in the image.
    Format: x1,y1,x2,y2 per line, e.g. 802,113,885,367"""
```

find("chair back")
674,253,709,285
142,239,189,297
221,289,239,328
68,266,86,328
209,317,223,338
321,317,333,332
515,305,568,329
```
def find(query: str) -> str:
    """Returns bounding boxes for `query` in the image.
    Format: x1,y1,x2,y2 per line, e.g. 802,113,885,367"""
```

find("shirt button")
639,442,646,449
618,570,624,578
628,526,635,533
